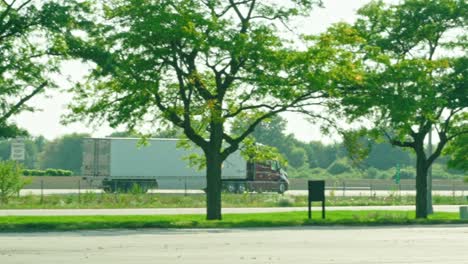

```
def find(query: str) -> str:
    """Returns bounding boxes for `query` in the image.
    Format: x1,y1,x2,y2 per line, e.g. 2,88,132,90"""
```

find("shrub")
31,170,45,176
0,160,28,204
22,169,74,176
277,197,294,207
327,159,351,175
365,167,379,179
464,176,468,183
310,167,326,175
59,169,73,176
46,169,58,176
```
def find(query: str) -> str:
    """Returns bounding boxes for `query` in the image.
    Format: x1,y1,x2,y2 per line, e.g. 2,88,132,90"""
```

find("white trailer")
82,138,288,193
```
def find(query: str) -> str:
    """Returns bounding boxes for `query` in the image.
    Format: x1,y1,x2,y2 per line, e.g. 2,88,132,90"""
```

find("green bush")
45,169,58,176
365,167,379,179
277,197,294,207
464,176,468,183
0,160,28,204
327,159,351,175
22,169,73,176
59,169,73,176
31,170,45,176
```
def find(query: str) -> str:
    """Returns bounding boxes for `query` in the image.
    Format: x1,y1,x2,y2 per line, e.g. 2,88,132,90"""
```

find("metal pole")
322,200,325,219
427,128,434,214
40,179,44,204
78,180,81,204
342,181,346,197
184,177,187,197
452,181,456,201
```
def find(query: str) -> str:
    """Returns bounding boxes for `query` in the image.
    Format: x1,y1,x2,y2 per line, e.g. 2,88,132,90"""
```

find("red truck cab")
222,160,289,194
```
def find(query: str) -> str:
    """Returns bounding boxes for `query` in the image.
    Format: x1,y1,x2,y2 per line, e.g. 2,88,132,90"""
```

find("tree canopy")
39,133,89,175
0,0,92,138
66,0,338,220
314,0,467,218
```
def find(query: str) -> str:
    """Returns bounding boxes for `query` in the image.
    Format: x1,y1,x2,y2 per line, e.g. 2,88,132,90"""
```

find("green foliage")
0,160,27,203
0,137,47,169
289,147,308,168
240,137,287,166
365,141,412,170
327,159,352,175
22,169,73,177
66,0,326,220
313,0,468,218
0,211,464,232
1,191,466,210
366,167,379,179
277,197,295,207
444,134,468,172
0,1,94,138
39,133,89,175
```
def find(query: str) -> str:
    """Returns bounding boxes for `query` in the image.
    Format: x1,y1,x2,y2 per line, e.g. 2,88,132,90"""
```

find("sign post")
308,180,325,219
10,138,25,161
394,163,400,184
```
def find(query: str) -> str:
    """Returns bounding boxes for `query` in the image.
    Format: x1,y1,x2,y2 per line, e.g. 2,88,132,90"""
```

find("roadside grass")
1,192,467,209
0,211,466,232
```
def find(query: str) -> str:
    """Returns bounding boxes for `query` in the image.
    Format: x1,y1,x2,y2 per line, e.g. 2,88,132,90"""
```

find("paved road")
19,189,468,197
0,205,463,216
1,226,467,264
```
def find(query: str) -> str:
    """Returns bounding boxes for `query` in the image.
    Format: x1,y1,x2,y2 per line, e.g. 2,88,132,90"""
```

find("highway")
1,226,467,264
19,188,468,197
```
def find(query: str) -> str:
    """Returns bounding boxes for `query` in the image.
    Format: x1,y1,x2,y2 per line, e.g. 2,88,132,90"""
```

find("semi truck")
82,138,289,193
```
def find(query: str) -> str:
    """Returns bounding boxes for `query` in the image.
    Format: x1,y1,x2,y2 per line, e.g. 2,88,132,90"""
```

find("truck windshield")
270,160,280,171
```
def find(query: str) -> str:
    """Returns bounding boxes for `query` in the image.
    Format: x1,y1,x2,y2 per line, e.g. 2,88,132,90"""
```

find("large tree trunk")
415,147,429,219
205,151,223,220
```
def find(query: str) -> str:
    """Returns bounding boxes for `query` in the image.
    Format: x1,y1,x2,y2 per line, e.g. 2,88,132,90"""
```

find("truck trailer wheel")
225,182,236,193
236,183,246,194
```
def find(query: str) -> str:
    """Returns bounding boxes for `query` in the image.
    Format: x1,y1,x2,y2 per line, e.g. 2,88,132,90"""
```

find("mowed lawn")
0,210,466,232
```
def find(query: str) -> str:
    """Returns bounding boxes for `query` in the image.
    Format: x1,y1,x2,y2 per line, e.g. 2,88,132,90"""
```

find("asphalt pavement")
1,226,467,264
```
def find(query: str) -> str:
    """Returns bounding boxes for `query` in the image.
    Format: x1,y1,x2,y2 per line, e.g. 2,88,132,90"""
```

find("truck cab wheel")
278,182,287,194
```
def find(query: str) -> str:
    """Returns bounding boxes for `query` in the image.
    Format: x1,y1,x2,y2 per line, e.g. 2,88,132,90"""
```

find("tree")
444,133,468,172
316,0,467,218
39,133,89,175
364,141,412,170
289,147,308,168
67,0,333,220
307,142,338,169
0,0,93,138
251,115,288,146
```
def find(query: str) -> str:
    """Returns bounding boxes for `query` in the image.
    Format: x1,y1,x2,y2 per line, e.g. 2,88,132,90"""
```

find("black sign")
308,180,325,219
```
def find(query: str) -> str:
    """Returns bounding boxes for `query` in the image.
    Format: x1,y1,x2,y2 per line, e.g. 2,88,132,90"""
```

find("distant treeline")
0,120,464,179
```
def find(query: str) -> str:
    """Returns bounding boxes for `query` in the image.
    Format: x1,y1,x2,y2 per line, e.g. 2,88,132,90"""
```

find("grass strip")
2,193,467,209
0,210,466,232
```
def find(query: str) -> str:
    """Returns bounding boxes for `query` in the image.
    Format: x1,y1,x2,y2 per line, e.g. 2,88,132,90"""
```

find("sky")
12,0,396,143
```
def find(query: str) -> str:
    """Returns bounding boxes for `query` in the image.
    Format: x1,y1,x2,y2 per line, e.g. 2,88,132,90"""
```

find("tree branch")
0,81,47,123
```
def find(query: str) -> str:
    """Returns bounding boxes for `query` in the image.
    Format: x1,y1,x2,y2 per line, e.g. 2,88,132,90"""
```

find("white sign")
10,138,25,161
